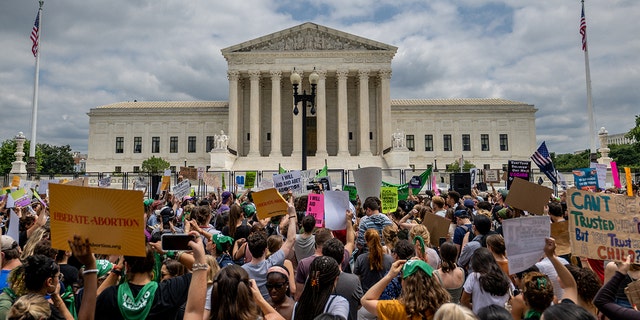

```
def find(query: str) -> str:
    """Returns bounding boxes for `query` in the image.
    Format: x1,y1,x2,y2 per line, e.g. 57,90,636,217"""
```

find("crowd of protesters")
0,178,639,320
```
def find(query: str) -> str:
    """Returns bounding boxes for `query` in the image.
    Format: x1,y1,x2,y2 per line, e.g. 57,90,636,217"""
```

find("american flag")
531,141,558,185
580,3,587,51
31,10,40,57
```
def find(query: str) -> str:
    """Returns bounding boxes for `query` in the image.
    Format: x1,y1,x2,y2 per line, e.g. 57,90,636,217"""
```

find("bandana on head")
213,234,234,252
413,235,426,253
402,259,434,279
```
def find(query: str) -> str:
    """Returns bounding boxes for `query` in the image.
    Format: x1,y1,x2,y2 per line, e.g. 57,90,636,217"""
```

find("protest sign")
245,171,257,189
64,178,85,187
551,221,572,256
38,179,57,194
409,175,422,189
324,191,349,230
160,176,171,191
179,167,198,180
163,169,172,177
625,167,633,197
133,176,148,190
306,193,324,227
8,189,31,208
590,163,608,190
11,176,20,188
572,168,599,191
202,173,220,188
197,167,205,180
484,169,501,183
354,167,382,200
507,160,531,189
422,213,451,247
272,171,302,194
172,180,192,200
49,184,145,257
503,216,550,274
98,176,111,188
380,187,398,214
611,161,622,189
342,185,357,201
470,168,479,187
505,178,553,215
567,188,640,262
253,188,289,220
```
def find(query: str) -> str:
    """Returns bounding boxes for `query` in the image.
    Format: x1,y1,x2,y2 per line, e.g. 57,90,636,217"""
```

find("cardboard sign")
422,213,451,247
503,216,550,274
306,193,324,227
507,160,531,189
202,173,220,188
253,188,289,219
353,167,382,200
160,176,171,191
49,184,146,257
245,171,257,189
572,168,599,191
380,186,398,214
179,167,198,181
64,178,86,187
484,169,501,183
567,188,640,262
272,171,302,194
324,191,349,230
11,176,20,188
505,178,553,215
551,221,571,256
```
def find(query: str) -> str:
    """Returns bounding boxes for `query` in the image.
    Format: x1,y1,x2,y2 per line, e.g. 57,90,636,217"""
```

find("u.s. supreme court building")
87,22,537,173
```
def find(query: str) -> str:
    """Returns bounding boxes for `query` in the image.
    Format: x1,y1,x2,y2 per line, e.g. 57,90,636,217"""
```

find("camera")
306,177,330,193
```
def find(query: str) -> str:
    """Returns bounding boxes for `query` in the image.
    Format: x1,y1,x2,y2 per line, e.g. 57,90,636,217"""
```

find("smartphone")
161,234,195,251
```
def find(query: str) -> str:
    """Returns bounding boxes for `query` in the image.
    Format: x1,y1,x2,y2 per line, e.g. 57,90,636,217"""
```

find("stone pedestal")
383,148,411,169
10,132,27,175
209,149,237,170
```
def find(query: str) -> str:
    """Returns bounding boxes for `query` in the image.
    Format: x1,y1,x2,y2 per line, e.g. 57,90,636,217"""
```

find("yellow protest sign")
380,186,398,214
567,188,640,262
11,176,20,188
253,188,288,220
49,184,146,257
625,167,633,197
161,176,171,191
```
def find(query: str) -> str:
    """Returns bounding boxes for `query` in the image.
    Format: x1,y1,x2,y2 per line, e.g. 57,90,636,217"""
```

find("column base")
359,150,372,157
315,151,329,158
269,150,283,157
337,151,351,158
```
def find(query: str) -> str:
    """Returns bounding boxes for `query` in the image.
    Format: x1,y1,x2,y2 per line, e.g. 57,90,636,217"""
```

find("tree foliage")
0,139,73,174
445,160,476,172
625,115,640,143
552,149,590,172
141,156,170,173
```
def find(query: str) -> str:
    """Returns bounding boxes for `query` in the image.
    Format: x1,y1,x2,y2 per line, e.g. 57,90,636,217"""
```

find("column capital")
336,69,349,80
269,70,282,79
227,70,240,81
315,69,327,79
378,69,392,80
358,69,370,79
248,70,262,81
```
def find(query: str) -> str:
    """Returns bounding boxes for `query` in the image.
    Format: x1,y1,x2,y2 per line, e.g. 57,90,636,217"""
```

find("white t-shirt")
292,295,349,319
463,272,513,314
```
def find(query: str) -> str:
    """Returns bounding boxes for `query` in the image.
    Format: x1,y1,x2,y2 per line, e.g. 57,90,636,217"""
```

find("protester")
458,215,496,272
409,224,440,269
22,254,74,319
295,215,316,263
356,197,393,250
322,238,362,320
293,256,349,320
0,235,22,290
460,247,513,314
434,241,465,304
6,294,51,320
354,229,393,292
266,266,295,320
594,254,640,320
433,303,477,320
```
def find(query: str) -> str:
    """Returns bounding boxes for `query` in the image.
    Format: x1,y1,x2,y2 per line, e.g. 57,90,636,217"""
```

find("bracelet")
83,269,99,275
176,251,184,261
191,263,209,271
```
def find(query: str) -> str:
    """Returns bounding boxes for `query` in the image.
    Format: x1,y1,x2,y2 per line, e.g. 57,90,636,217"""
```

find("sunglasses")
265,282,287,289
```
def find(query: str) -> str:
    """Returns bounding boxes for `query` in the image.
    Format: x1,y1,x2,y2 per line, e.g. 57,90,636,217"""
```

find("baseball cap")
1,235,18,251
463,199,475,209
221,191,232,201
454,209,470,218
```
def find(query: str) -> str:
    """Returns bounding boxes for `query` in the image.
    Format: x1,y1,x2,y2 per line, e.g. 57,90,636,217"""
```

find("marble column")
358,69,372,156
269,70,282,157
379,69,392,152
227,71,240,152
336,69,350,157
248,70,261,156
315,70,328,158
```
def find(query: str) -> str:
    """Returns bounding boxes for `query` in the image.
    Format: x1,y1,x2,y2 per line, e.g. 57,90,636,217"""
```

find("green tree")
625,115,640,143
141,156,170,174
38,144,74,174
609,144,640,170
553,149,590,171
0,139,47,174
445,160,476,172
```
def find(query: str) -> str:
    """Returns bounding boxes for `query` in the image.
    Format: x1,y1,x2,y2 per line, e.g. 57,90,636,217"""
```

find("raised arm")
361,260,406,314
69,235,97,320
345,209,356,254
544,237,578,303
281,192,297,257
183,231,209,320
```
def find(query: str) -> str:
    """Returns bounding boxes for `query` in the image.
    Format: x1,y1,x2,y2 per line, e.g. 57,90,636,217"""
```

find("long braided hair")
294,256,341,320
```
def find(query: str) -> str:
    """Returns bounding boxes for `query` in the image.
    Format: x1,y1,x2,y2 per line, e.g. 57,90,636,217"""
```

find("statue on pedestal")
392,129,405,149
215,130,229,150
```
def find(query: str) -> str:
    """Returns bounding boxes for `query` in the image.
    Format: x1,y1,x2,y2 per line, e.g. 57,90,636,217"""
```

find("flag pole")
27,0,44,174
581,0,597,160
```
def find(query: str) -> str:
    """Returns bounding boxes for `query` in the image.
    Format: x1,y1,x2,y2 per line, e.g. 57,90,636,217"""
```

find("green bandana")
61,285,77,319
413,235,426,253
213,234,234,252
117,281,159,320
402,259,434,279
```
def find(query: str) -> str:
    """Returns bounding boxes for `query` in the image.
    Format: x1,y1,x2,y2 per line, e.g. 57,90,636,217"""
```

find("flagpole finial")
39,0,44,7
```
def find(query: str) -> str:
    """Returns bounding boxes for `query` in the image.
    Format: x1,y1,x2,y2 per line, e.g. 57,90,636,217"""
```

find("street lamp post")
290,69,319,170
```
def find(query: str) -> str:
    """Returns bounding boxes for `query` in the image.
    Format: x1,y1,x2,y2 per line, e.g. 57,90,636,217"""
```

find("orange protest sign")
11,176,20,187
161,176,171,191
253,188,288,220
49,184,146,257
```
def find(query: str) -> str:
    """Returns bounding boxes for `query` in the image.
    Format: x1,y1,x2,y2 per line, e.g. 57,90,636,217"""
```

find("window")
133,137,142,153
500,134,509,151
114,166,121,173
443,134,452,151
424,135,433,151
462,134,471,151
349,132,353,140
188,136,196,153
133,166,140,173
481,134,490,151
206,136,215,151
152,137,160,153
406,135,415,151
484,164,491,169
170,136,178,153
115,137,124,154
267,133,271,141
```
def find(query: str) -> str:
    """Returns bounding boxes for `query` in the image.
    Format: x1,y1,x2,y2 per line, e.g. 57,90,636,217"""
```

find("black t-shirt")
59,264,79,288
95,273,192,320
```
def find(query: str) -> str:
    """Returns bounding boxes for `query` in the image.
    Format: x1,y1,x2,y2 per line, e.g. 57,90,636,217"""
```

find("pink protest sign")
611,161,621,189
306,193,324,227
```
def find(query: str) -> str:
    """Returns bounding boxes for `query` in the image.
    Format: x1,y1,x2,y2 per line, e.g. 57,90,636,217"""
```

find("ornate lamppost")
290,69,319,170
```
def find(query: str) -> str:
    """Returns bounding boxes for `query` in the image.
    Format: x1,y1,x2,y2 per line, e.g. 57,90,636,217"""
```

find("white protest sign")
353,167,382,200
590,163,608,189
470,168,479,187
163,169,172,177
197,167,205,180
172,180,192,199
98,176,112,188
272,171,303,194
38,179,57,194
324,191,349,230
503,216,550,274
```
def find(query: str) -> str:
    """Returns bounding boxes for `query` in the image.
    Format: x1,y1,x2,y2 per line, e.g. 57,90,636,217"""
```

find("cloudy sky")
1,0,638,155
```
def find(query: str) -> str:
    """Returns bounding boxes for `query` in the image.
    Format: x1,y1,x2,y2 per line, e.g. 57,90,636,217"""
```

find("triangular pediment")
221,22,397,54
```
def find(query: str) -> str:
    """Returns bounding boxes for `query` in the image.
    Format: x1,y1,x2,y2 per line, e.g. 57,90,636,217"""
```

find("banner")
507,160,531,190
503,216,550,274
380,186,398,214
572,168,599,191
567,188,640,262
253,188,289,220
49,184,146,257
306,193,324,227
382,168,432,200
